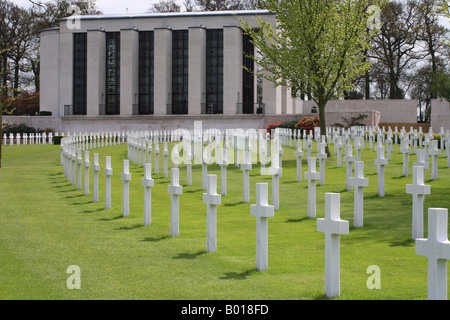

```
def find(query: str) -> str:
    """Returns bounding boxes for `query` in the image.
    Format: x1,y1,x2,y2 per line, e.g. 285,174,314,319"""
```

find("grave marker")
414,149,429,170
429,140,441,181
83,151,90,196
250,183,274,271
220,148,228,196
304,157,320,218
93,153,100,203
406,166,431,239
142,163,154,226
416,208,450,300
168,168,183,237
295,141,304,181
400,137,411,177
349,161,369,227
76,148,82,190
343,145,355,191
121,159,132,217
203,174,221,253
271,154,282,211
317,140,327,185
374,145,388,197
317,193,349,298
241,150,252,203
104,156,113,209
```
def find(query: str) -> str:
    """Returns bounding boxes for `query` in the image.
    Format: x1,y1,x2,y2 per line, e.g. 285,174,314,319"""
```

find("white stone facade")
39,10,298,118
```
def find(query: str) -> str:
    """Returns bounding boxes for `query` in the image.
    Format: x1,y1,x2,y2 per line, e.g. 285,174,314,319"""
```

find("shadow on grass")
285,217,311,223
65,194,85,199
219,269,257,280
313,294,329,300
83,208,104,214
391,175,407,180
115,224,143,231
184,189,203,194
97,215,123,221
172,250,206,260
282,180,299,184
141,235,170,242
224,201,245,207
389,238,414,247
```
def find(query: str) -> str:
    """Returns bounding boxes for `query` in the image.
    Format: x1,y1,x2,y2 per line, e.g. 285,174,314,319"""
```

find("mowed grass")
0,138,449,300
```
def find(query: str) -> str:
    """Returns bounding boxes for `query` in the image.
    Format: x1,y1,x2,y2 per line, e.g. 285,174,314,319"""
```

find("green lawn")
0,138,449,300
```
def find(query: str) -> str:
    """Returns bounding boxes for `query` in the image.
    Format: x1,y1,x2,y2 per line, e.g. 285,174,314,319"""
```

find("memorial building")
39,9,302,126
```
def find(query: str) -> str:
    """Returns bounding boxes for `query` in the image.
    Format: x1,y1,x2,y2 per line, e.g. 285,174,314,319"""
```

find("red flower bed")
295,116,320,138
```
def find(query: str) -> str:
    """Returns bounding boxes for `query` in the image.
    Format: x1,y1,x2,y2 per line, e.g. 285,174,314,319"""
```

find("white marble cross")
317,140,327,185
306,135,313,159
202,146,209,190
400,137,411,177
163,141,169,178
406,166,431,239
317,193,349,298
374,145,388,197
154,142,160,174
93,153,100,203
414,149,429,170
104,156,113,210
334,136,343,168
343,145,355,191
354,136,364,161
76,148,82,190
349,161,369,227
121,159,132,217
203,174,221,253
141,163,154,226
304,157,320,218
270,154,282,211
416,208,450,300
429,140,441,181
83,151,90,196
295,140,304,182
168,168,183,237
220,148,228,196
241,150,252,203
250,183,274,271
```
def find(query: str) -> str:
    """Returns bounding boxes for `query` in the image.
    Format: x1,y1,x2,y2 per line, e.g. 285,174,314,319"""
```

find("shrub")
2,123,38,135
266,121,283,133
295,116,320,137
53,136,65,145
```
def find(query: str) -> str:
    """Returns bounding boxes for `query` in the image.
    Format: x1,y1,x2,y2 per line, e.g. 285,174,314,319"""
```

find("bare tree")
370,0,424,99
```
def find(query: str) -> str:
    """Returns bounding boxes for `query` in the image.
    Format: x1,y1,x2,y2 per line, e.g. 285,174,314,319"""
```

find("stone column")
39,28,60,116
59,29,74,117
188,26,206,115
154,27,172,115
87,28,106,116
120,28,139,116
223,26,243,115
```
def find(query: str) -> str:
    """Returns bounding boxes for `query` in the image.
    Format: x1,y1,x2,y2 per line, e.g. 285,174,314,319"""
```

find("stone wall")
430,99,450,131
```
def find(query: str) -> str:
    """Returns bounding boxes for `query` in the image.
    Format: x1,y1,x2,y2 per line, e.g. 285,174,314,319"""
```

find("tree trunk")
0,111,3,168
318,100,331,158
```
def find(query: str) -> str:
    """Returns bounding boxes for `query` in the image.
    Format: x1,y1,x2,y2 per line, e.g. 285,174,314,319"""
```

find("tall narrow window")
242,33,254,114
73,33,87,115
139,31,154,114
172,30,188,115
105,32,120,115
205,29,223,114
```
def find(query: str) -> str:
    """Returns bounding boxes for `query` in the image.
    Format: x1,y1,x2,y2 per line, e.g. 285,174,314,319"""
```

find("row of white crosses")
3,132,53,145
61,124,450,299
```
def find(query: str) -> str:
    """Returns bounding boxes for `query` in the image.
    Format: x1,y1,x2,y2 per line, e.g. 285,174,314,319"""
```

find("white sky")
10,0,450,27
11,0,158,14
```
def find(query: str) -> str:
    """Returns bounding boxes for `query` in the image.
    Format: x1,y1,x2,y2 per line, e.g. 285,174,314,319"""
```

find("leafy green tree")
241,0,384,156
